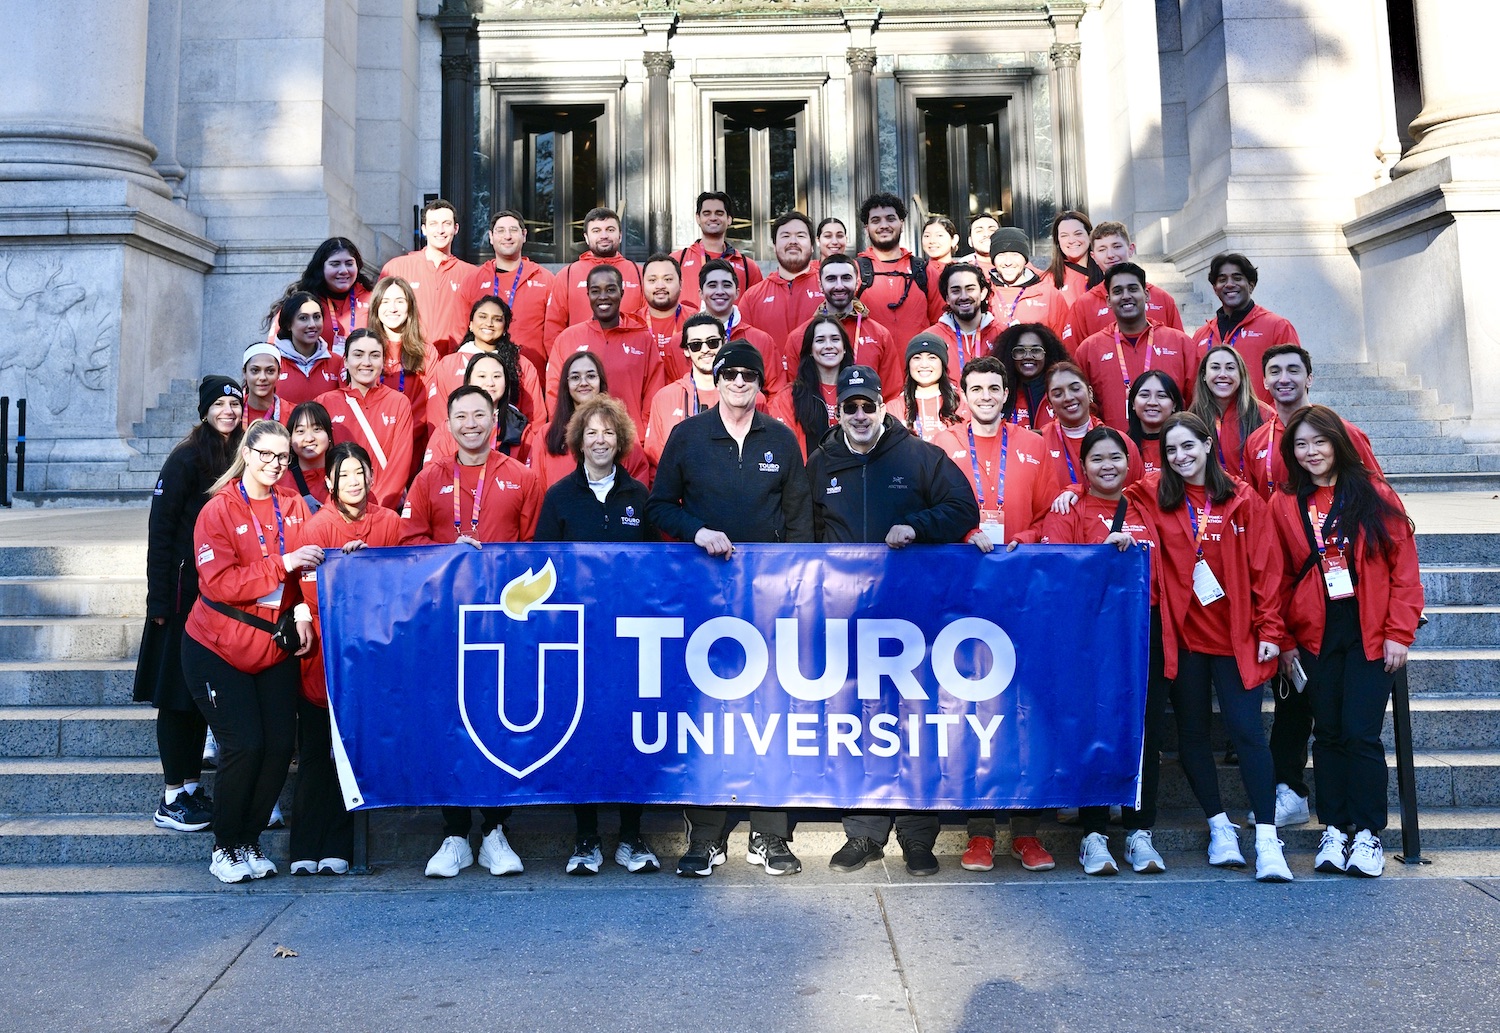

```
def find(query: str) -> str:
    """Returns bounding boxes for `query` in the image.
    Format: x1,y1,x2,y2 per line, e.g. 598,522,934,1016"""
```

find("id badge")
256,584,285,608
1322,553,1355,599
980,508,1004,544
1192,558,1225,605
332,332,347,357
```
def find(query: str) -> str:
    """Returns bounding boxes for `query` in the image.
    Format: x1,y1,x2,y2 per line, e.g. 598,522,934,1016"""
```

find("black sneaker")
829,836,884,873
153,791,211,832
676,839,727,878
900,839,940,877
745,833,802,876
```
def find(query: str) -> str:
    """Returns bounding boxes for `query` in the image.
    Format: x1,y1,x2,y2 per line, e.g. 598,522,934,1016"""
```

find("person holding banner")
1131,412,1293,881
1035,426,1169,875
806,365,979,876
535,394,662,876
1269,405,1421,878
279,401,333,513
930,355,1060,874
316,329,415,510
181,419,322,884
647,340,813,877
291,441,402,875
401,384,541,878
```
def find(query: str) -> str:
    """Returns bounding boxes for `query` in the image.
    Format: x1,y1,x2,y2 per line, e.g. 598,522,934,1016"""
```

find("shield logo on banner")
457,560,585,778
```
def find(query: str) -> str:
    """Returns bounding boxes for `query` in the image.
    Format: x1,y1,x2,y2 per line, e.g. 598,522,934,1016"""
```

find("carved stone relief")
0,252,114,419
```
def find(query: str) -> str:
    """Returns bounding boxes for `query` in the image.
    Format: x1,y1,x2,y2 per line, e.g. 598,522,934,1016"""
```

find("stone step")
1365,435,1470,456
0,576,146,618
1357,419,1453,439
0,806,1488,866
1323,401,1455,422
8,490,154,509
0,661,137,706
1154,752,1498,809
1379,453,1479,474
1151,695,1500,752
1407,649,1500,695
1315,388,1440,407
0,708,155,758
1318,361,1411,379
1420,567,1500,606
0,543,147,578
1387,472,1500,492
1311,376,1430,393
1410,605,1500,649
1414,533,1500,565
0,616,141,662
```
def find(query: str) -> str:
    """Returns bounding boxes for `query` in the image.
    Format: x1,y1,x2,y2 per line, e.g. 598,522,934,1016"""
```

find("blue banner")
321,543,1149,811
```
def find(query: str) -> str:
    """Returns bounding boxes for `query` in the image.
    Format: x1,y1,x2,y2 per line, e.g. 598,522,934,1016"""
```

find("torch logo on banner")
457,560,585,778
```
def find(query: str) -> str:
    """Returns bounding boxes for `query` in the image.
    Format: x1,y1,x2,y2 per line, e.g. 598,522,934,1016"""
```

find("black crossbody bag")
202,597,300,654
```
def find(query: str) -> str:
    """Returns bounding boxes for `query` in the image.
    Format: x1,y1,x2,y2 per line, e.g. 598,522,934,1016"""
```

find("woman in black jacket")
135,376,244,832
533,394,659,876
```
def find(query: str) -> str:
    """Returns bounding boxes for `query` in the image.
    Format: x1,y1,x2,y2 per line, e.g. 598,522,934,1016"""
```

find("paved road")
4,856,1500,1033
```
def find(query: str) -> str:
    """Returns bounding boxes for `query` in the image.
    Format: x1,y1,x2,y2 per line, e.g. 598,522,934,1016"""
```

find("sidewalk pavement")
4,852,1500,1032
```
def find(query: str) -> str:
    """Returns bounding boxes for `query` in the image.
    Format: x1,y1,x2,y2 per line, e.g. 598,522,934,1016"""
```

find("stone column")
847,47,878,212
644,51,676,255
437,6,476,253
144,0,186,200
1392,0,1500,174
1049,41,1086,212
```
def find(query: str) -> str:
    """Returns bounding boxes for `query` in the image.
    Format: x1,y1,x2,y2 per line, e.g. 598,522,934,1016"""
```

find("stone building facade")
1,0,1496,490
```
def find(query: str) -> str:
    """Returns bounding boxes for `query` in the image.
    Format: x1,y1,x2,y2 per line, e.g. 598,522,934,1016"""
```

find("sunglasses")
719,368,760,384
685,336,724,353
841,399,879,415
251,447,292,467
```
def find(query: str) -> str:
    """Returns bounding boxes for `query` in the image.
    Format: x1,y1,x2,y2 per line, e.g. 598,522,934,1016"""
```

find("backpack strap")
1109,497,1128,534
855,255,875,296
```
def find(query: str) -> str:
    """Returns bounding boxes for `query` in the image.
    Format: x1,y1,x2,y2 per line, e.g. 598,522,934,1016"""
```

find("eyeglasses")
685,336,724,353
251,448,291,467
841,399,879,415
567,370,601,383
1011,345,1047,358
719,368,760,384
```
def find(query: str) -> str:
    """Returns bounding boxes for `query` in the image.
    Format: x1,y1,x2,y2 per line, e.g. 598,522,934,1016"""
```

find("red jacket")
1242,412,1383,501
645,306,691,383
542,253,644,351
1132,478,1286,688
546,313,665,436
1061,281,1184,353
1039,419,1145,494
1054,263,1092,308
741,268,824,350
297,504,402,705
1208,398,1275,480
856,248,945,348
1074,322,1197,432
184,483,311,673
244,396,289,427
674,240,764,309
989,276,1070,336
921,314,1002,384
1269,483,1423,661
422,344,547,435
1039,491,1164,606
644,376,719,465
932,421,1059,543
316,384,416,511
379,250,480,357
400,451,542,544
463,258,555,373
785,304,902,400
1192,305,1301,405
266,286,371,353
276,342,344,407
381,338,441,419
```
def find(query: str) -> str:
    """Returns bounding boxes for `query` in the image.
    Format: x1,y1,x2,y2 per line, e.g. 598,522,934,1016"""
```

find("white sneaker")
566,836,604,875
425,835,474,878
1346,830,1384,877
614,838,661,873
1274,784,1310,827
317,857,349,875
209,846,253,884
1315,827,1350,873
289,859,318,876
242,843,277,879
1078,832,1118,876
1124,829,1166,874
477,826,523,875
1255,828,1294,882
266,802,286,830
202,729,218,769
1207,818,1246,868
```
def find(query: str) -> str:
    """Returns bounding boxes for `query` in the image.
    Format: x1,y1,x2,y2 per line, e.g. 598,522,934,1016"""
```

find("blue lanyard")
1063,434,1079,484
956,328,976,367
967,424,1008,508
237,481,284,558
493,261,524,307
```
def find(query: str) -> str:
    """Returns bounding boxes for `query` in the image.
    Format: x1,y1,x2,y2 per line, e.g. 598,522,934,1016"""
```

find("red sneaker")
961,835,995,872
1010,836,1056,871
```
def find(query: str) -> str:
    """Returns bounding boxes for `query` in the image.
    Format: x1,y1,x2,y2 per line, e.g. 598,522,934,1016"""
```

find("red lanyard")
1114,327,1156,396
244,396,281,428
453,463,485,535
1308,496,1344,555
1000,286,1024,325
1187,499,1213,558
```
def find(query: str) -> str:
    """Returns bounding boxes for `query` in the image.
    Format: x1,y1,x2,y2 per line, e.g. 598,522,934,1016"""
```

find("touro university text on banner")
320,544,1150,811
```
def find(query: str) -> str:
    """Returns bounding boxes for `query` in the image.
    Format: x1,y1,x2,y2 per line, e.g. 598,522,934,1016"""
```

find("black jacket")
145,442,219,618
534,464,656,543
806,415,979,544
647,406,813,544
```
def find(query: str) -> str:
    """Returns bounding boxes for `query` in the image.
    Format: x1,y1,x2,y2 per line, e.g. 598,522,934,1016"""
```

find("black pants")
1172,651,1275,823
1302,598,1394,833
157,706,207,787
684,808,789,843
842,812,940,849
290,697,352,864
966,811,1044,839
441,806,511,838
1269,676,1313,798
181,635,299,851
575,804,643,840
1084,608,1170,835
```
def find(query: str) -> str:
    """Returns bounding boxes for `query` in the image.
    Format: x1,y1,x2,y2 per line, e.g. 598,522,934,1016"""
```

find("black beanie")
712,340,766,383
989,227,1031,260
905,332,949,367
198,375,243,420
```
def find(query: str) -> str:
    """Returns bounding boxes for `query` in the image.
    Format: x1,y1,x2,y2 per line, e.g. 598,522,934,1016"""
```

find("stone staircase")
123,378,202,493
0,522,1496,870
